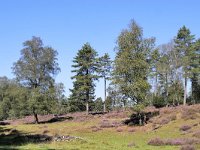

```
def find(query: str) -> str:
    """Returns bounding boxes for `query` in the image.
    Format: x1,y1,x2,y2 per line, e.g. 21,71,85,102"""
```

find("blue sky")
0,0,200,98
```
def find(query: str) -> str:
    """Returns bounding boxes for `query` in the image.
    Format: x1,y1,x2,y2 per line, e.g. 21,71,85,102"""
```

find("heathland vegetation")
0,20,200,149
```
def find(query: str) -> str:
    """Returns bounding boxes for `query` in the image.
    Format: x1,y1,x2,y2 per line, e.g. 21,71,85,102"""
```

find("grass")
1,105,200,150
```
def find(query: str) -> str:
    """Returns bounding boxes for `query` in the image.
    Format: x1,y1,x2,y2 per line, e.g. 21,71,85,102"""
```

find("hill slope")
1,105,200,150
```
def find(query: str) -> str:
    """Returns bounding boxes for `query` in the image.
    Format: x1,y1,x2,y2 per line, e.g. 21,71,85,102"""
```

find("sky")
0,0,200,98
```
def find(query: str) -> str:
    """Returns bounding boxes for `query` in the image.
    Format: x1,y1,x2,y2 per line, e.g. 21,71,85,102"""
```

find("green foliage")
174,26,195,105
105,96,113,111
113,20,155,104
107,84,125,108
131,103,145,113
67,99,86,112
191,39,200,103
167,81,184,105
99,53,112,79
0,98,11,120
93,97,103,112
152,96,166,108
69,43,99,113
11,36,61,122
99,53,112,112
12,36,60,90
0,20,200,123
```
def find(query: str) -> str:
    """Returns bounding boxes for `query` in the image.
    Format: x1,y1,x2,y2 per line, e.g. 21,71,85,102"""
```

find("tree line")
0,20,199,123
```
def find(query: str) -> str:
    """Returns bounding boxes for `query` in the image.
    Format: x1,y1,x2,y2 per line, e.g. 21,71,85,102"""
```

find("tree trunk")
155,74,158,96
183,77,187,105
33,109,39,124
191,74,198,104
103,77,106,112
86,102,89,115
165,73,169,105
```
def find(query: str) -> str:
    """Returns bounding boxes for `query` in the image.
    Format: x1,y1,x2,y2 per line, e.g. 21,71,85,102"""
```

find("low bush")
128,128,136,132
148,138,165,146
179,125,191,131
148,137,200,146
42,130,49,134
127,142,135,147
166,138,200,145
181,107,198,120
159,118,170,125
116,128,123,132
192,130,200,138
168,114,177,121
180,145,195,150
152,96,166,108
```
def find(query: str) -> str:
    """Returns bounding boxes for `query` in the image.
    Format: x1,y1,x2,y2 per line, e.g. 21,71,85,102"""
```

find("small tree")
94,97,103,112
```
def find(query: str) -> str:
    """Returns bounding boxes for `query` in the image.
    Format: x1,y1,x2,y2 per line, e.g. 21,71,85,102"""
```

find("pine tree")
174,26,195,105
99,53,112,112
69,43,99,115
191,39,200,103
150,49,160,97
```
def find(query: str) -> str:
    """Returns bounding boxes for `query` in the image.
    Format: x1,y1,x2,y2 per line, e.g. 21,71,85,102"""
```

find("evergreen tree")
150,49,160,98
99,53,112,112
174,26,195,105
69,43,99,115
0,77,30,120
93,97,103,112
191,39,200,103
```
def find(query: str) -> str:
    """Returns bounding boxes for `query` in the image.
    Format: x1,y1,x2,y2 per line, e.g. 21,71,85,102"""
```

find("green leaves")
113,20,154,104
12,36,61,122
13,36,60,90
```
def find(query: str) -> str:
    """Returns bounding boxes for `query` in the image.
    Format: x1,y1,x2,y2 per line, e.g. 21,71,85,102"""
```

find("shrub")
42,130,49,134
165,138,200,145
168,114,177,121
132,104,145,113
181,107,198,120
99,120,113,128
192,131,200,138
180,145,195,150
148,138,200,146
112,121,122,127
91,127,101,132
116,128,123,132
179,125,191,131
152,96,166,108
128,128,136,132
156,118,170,125
127,142,135,147
148,138,165,146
